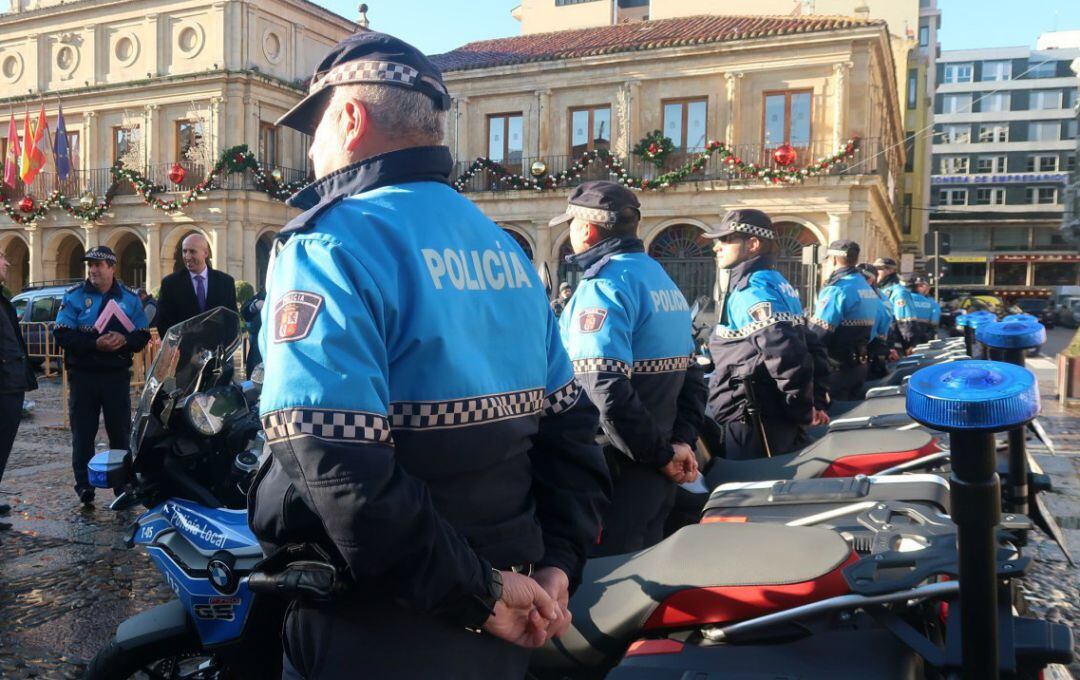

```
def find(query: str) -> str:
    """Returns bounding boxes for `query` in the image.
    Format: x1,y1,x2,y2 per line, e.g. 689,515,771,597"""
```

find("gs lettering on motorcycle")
273,291,324,343
421,242,534,291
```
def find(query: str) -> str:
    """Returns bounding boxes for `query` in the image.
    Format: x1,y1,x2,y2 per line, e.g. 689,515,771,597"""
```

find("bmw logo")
207,552,238,594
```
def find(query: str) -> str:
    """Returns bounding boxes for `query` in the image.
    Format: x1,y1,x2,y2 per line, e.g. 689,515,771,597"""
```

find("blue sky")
318,0,1080,55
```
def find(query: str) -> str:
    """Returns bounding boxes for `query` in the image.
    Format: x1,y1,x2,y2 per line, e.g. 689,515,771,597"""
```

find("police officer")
53,246,150,505
906,275,936,345
554,181,705,556
873,257,919,354
706,209,824,459
808,240,879,400
550,282,573,317
248,32,610,679
240,288,265,377
915,276,941,339
856,263,896,379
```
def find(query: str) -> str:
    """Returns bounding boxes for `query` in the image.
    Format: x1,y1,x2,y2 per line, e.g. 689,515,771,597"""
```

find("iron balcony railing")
452,137,891,194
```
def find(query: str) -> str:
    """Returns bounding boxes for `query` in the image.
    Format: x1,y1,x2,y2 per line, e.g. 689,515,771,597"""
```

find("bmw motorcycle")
83,308,281,680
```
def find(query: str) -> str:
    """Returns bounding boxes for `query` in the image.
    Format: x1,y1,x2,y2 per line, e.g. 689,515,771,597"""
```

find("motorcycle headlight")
186,393,225,436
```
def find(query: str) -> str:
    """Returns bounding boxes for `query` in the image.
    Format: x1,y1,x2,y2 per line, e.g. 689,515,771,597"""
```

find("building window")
1025,155,1058,172
175,120,204,163
1033,229,1074,251
258,123,278,166
907,70,918,109
974,187,1006,205
918,25,929,47
63,130,80,172
555,0,602,5
1066,120,1078,140
1065,90,1078,109
993,227,1029,251
1029,121,1060,142
941,156,969,174
663,98,708,152
1067,155,1077,172
112,125,141,166
938,188,967,206
975,155,1006,173
1033,263,1079,286
487,113,524,171
949,227,990,250
992,262,1027,285
1030,90,1062,110
938,124,971,144
1027,60,1057,78
947,262,988,285
569,106,611,156
901,193,912,234
978,124,1008,143
762,90,812,149
943,63,973,84
904,133,916,172
980,92,1010,113
981,60,1012,81
1026,187,1058,204
941,93,971,114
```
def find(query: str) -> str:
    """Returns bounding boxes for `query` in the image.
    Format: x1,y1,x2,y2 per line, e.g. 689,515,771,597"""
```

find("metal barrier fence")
19,322,62,378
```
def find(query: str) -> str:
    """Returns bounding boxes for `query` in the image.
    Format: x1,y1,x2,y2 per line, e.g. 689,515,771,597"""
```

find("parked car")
1056,297,1080,329
10,282,79,365
957,294,1004,315
1010,298,1055,329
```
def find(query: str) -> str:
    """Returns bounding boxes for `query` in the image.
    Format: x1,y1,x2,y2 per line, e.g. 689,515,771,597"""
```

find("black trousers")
68,369,130,491
281,598,531,679
591,451,676,557
829,363,869,401
721,418,805,460
0,391,24,487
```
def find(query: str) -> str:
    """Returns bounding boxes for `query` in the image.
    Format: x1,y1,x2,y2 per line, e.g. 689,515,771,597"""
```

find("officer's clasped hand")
661,443,700,484
95,331,126,352
482,570,561,648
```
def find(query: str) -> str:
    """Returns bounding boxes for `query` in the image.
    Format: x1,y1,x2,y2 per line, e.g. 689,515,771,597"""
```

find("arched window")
502,228,534,261
647,224,715,305
772,222,820,305
116,235,147,289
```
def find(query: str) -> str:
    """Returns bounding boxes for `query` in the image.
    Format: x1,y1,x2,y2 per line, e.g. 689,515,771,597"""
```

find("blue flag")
55,101,70,180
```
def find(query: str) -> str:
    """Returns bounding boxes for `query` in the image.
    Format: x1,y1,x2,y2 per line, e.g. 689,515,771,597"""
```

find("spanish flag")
20,102,48,184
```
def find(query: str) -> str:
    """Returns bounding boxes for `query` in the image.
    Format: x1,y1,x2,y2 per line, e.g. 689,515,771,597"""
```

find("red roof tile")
430,14,880,73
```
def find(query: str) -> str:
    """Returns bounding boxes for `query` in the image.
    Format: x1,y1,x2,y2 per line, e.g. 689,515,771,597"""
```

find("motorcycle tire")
83,631,230,680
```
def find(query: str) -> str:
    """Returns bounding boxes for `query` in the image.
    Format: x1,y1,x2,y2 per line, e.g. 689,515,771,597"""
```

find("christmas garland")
632,130,677,168
452,137,860,192
1,144,307,226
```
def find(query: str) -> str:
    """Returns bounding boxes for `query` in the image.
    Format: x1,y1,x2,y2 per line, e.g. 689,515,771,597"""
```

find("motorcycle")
83,308,281,680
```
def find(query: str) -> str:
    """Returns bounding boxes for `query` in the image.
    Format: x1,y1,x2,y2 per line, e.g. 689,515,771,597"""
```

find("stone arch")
554,231,580,293
112,230,148,289
499,225,535,262
162,226,211,274
641,217,713,252
0,233,30,293
48,230,87,283
770,215,827,247
255,228,278,292
771,220,823,305
645,222,716,305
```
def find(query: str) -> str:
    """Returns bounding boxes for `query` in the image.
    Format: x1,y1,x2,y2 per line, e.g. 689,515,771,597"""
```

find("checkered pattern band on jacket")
713,312,806,340
262,408,393,445
310,61,420,94
572,357,632,376
542,379,583,416
808,317,833,331
389,388,545,430
632,355,691,374
841,319,876,327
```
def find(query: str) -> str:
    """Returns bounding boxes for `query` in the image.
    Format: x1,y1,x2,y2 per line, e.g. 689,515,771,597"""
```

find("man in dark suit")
156,233,237,337
1,251,38,534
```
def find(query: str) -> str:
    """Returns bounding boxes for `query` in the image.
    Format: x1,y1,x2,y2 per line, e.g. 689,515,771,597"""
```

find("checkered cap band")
632,356,692,374
827,249,851,257
714,312,806,340
389,388,545,430
572,357,631,376
567,204,619,225
262,408,393,445
728,223,776,240
310,60,421,95
543,379,583,416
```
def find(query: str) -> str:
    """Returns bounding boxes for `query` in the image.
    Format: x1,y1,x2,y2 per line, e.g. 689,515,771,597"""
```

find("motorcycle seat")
704,429,938,486
534,523,854,671
830,395,907,420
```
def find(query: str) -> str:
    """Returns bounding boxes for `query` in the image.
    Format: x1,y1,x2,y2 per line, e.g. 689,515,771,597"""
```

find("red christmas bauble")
168,162,186,184
772,144,797,167
18,196,35,213
648,143,659,154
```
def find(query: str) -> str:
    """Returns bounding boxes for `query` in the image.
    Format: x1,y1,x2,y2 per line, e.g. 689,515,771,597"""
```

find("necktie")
195,274,206,311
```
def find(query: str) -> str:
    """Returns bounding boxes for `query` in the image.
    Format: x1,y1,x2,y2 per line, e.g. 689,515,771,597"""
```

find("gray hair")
332,83,445,144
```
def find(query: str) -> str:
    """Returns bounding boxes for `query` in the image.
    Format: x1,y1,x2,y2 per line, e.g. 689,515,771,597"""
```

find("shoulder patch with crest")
748,301,772,322
273,291,324,343
577,307,608,334
895,298,907,307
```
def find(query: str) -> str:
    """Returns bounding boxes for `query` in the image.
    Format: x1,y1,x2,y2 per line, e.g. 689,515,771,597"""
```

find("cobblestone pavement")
1,366,1078,678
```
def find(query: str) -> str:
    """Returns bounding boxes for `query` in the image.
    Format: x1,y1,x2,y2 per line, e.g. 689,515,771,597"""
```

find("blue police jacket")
809,267,879,365
53,279,150,371
871,288,892,344
248,146,610,616
928,297,941,325
911,292,935,325
559,236,705,467
708,255,817,425
879,274,919,349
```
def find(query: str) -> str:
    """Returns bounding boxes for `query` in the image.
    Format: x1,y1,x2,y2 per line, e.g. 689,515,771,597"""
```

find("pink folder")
94,299,135,333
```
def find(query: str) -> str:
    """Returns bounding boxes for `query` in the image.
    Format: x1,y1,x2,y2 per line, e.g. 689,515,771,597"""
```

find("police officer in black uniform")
706,210,825,459
53,246,150,505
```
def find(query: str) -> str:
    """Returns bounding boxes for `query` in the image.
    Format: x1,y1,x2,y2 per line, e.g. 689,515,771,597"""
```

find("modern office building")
930,38,1080,297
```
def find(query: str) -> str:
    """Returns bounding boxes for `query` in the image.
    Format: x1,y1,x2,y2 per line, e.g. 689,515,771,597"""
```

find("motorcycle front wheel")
83,632,233,680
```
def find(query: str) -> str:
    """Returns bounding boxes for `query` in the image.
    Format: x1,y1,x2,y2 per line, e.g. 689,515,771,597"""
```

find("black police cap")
703,209,776,240
826,239,860,259
277,31,451,136
548,181,641,228
82,246,117,264
873,257,898,270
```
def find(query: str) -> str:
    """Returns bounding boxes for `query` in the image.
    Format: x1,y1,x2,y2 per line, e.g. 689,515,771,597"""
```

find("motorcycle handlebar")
247,561,343,601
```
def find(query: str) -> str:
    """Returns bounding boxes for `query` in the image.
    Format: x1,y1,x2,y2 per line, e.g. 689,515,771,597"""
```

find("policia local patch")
577,308,608,334
273,291,324,343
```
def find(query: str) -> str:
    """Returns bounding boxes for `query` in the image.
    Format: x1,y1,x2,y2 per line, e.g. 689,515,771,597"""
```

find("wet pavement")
1,350,1079,678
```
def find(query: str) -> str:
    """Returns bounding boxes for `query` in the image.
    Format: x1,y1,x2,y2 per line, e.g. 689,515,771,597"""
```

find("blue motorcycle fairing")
156,499,259,554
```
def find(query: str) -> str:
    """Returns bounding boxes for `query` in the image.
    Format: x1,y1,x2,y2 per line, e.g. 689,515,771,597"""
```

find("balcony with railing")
452,137,890,194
